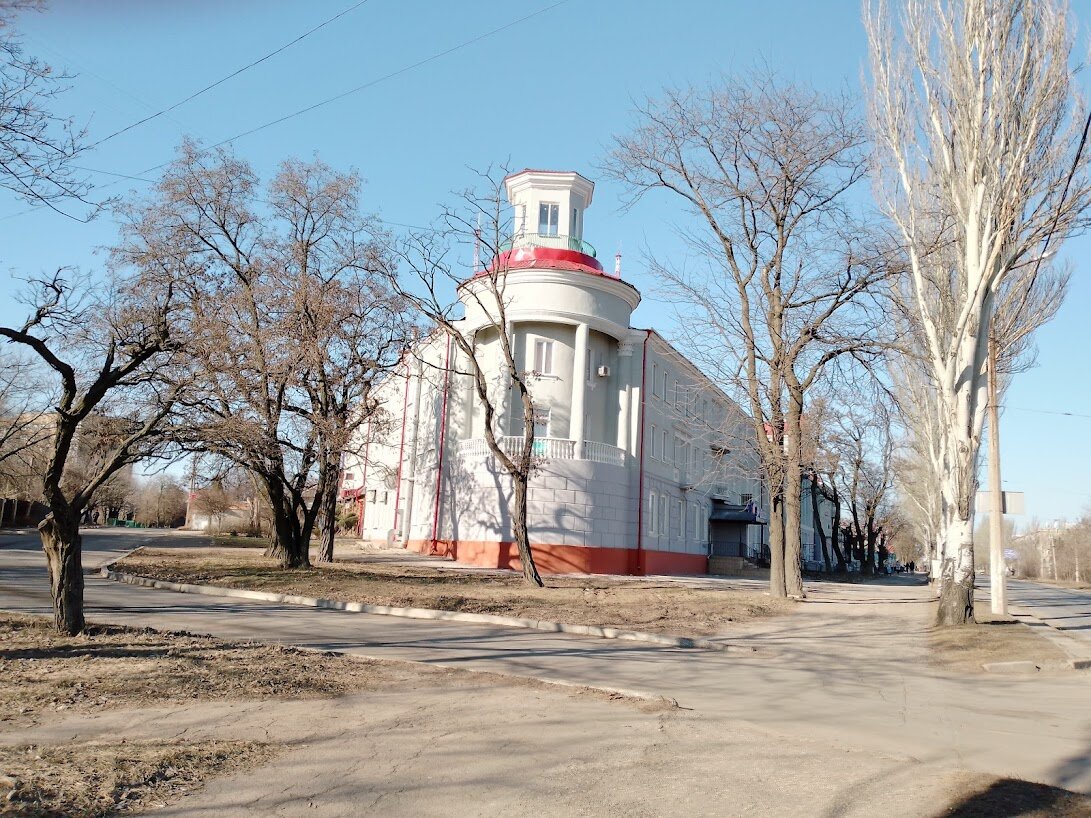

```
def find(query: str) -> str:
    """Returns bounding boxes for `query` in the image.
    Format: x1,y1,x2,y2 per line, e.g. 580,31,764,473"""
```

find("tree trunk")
512,473,543,587
270,505,308,568
783,461,804,598
936,517,976,625
315,479,338,564
811,477,832,573
829,488,846,572
768,492,787,598
39,513,84,635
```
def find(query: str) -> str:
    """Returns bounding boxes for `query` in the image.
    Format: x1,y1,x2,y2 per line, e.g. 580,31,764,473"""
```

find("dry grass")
928,614,1071,674
0,740,277,817
209,534,271,549
115,547,792,636
0,613,422,727
941,772,1091,817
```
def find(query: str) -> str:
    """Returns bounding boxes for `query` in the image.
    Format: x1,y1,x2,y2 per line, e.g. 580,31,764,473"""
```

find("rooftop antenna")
472,213,481,272
614,241,622,278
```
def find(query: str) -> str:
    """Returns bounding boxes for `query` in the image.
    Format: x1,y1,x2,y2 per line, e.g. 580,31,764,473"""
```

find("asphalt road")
1004,578,1091,648
3,528,1091,794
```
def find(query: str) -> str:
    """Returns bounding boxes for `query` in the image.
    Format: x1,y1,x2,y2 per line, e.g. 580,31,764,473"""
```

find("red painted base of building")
405,538,709,576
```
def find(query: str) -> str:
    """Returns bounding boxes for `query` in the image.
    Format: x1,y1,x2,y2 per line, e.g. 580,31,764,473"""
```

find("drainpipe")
401,357,425,547
430,335,453,553
634,330,651,576
392,362,411,544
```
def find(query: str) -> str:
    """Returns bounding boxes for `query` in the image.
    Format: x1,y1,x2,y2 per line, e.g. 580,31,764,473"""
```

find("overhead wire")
0,0,571,223
87,0,374,150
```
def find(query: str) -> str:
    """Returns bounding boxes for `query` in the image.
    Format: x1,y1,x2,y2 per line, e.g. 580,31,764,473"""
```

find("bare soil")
0,611,675,817
0,740,276,818
928,613,1071,673
0,612,425,728
115,547,792,636
942,772,1091,817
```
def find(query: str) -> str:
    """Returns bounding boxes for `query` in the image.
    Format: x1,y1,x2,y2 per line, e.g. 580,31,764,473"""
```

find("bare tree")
0,1,95,216
0,269,180,633
133,475,187,528
866,0,1089,622
890,260,1068,586
390,169,547,586
603,75,890,598
114,143,408,569
830,403,896,574
0,352,52,486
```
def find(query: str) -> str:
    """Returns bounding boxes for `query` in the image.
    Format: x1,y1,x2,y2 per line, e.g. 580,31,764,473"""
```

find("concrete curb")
99,568,754,653
85,544,147,574
1009,604,1091,672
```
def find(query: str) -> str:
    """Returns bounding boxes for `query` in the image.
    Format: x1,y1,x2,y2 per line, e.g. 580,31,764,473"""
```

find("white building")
341,169,769,575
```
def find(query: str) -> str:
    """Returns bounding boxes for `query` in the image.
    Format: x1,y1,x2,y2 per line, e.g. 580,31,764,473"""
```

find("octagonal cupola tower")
459,169,641,338
456,168,644,463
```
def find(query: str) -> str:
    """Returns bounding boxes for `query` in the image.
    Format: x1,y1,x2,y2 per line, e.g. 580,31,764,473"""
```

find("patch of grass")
0,739,277,817
0,613,421,727
210,534,271,549
928,614,1070,673
942,772,1091,817
114,547,792,636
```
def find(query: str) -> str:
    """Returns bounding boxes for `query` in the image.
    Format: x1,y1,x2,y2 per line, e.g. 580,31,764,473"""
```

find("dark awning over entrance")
709,501,763,524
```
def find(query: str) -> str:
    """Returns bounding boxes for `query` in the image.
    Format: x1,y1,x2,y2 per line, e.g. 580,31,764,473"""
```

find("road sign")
976,490,1025,515
1004,548,1018,560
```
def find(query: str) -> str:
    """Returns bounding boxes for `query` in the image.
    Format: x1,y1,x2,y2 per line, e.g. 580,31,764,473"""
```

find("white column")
617,340,634,452
571,323,589,453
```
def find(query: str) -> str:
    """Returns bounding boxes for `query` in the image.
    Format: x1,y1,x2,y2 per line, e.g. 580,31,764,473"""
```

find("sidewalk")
4,541,1091,798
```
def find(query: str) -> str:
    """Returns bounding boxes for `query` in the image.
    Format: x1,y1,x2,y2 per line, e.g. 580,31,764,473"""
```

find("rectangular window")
650,424,657,459
662,430,669,463
678,499,685,539
647,491,657,534
586,348,592,381
533,406,551,439
693,503,701,541
662,372,668,401
368,489,376,503
533,339,554,374
651,363,658,396
660,496,669,536
538,202,559,235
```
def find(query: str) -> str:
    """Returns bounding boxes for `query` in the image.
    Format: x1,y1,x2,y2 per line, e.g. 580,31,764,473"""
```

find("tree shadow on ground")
939,776,1091,817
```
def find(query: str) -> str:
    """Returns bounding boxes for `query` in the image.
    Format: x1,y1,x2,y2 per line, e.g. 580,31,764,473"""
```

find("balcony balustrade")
498,232,598,259
457,436,627,467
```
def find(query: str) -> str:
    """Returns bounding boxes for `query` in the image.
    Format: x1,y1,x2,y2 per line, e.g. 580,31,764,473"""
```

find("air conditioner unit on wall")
596,365,610,377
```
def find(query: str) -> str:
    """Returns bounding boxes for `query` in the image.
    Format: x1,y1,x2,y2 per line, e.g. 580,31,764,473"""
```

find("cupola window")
538,202,559,236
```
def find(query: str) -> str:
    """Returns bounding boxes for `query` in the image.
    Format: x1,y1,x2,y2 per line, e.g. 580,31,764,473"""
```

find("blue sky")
1,0,1089,524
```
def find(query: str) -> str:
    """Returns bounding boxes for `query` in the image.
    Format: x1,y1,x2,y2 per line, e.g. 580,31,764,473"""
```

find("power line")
1002,405,1091,419
205,0,571,151
0,0,571,222
88,0,373,149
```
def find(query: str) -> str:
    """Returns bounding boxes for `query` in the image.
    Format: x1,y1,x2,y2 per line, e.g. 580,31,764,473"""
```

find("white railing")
458,436,627,466
581,440,628,467
457,436,575,461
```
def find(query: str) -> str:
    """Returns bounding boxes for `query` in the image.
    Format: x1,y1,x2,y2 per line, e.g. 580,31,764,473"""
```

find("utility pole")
1050,524,1059,582
987,334,1007,614
184,455,199,530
